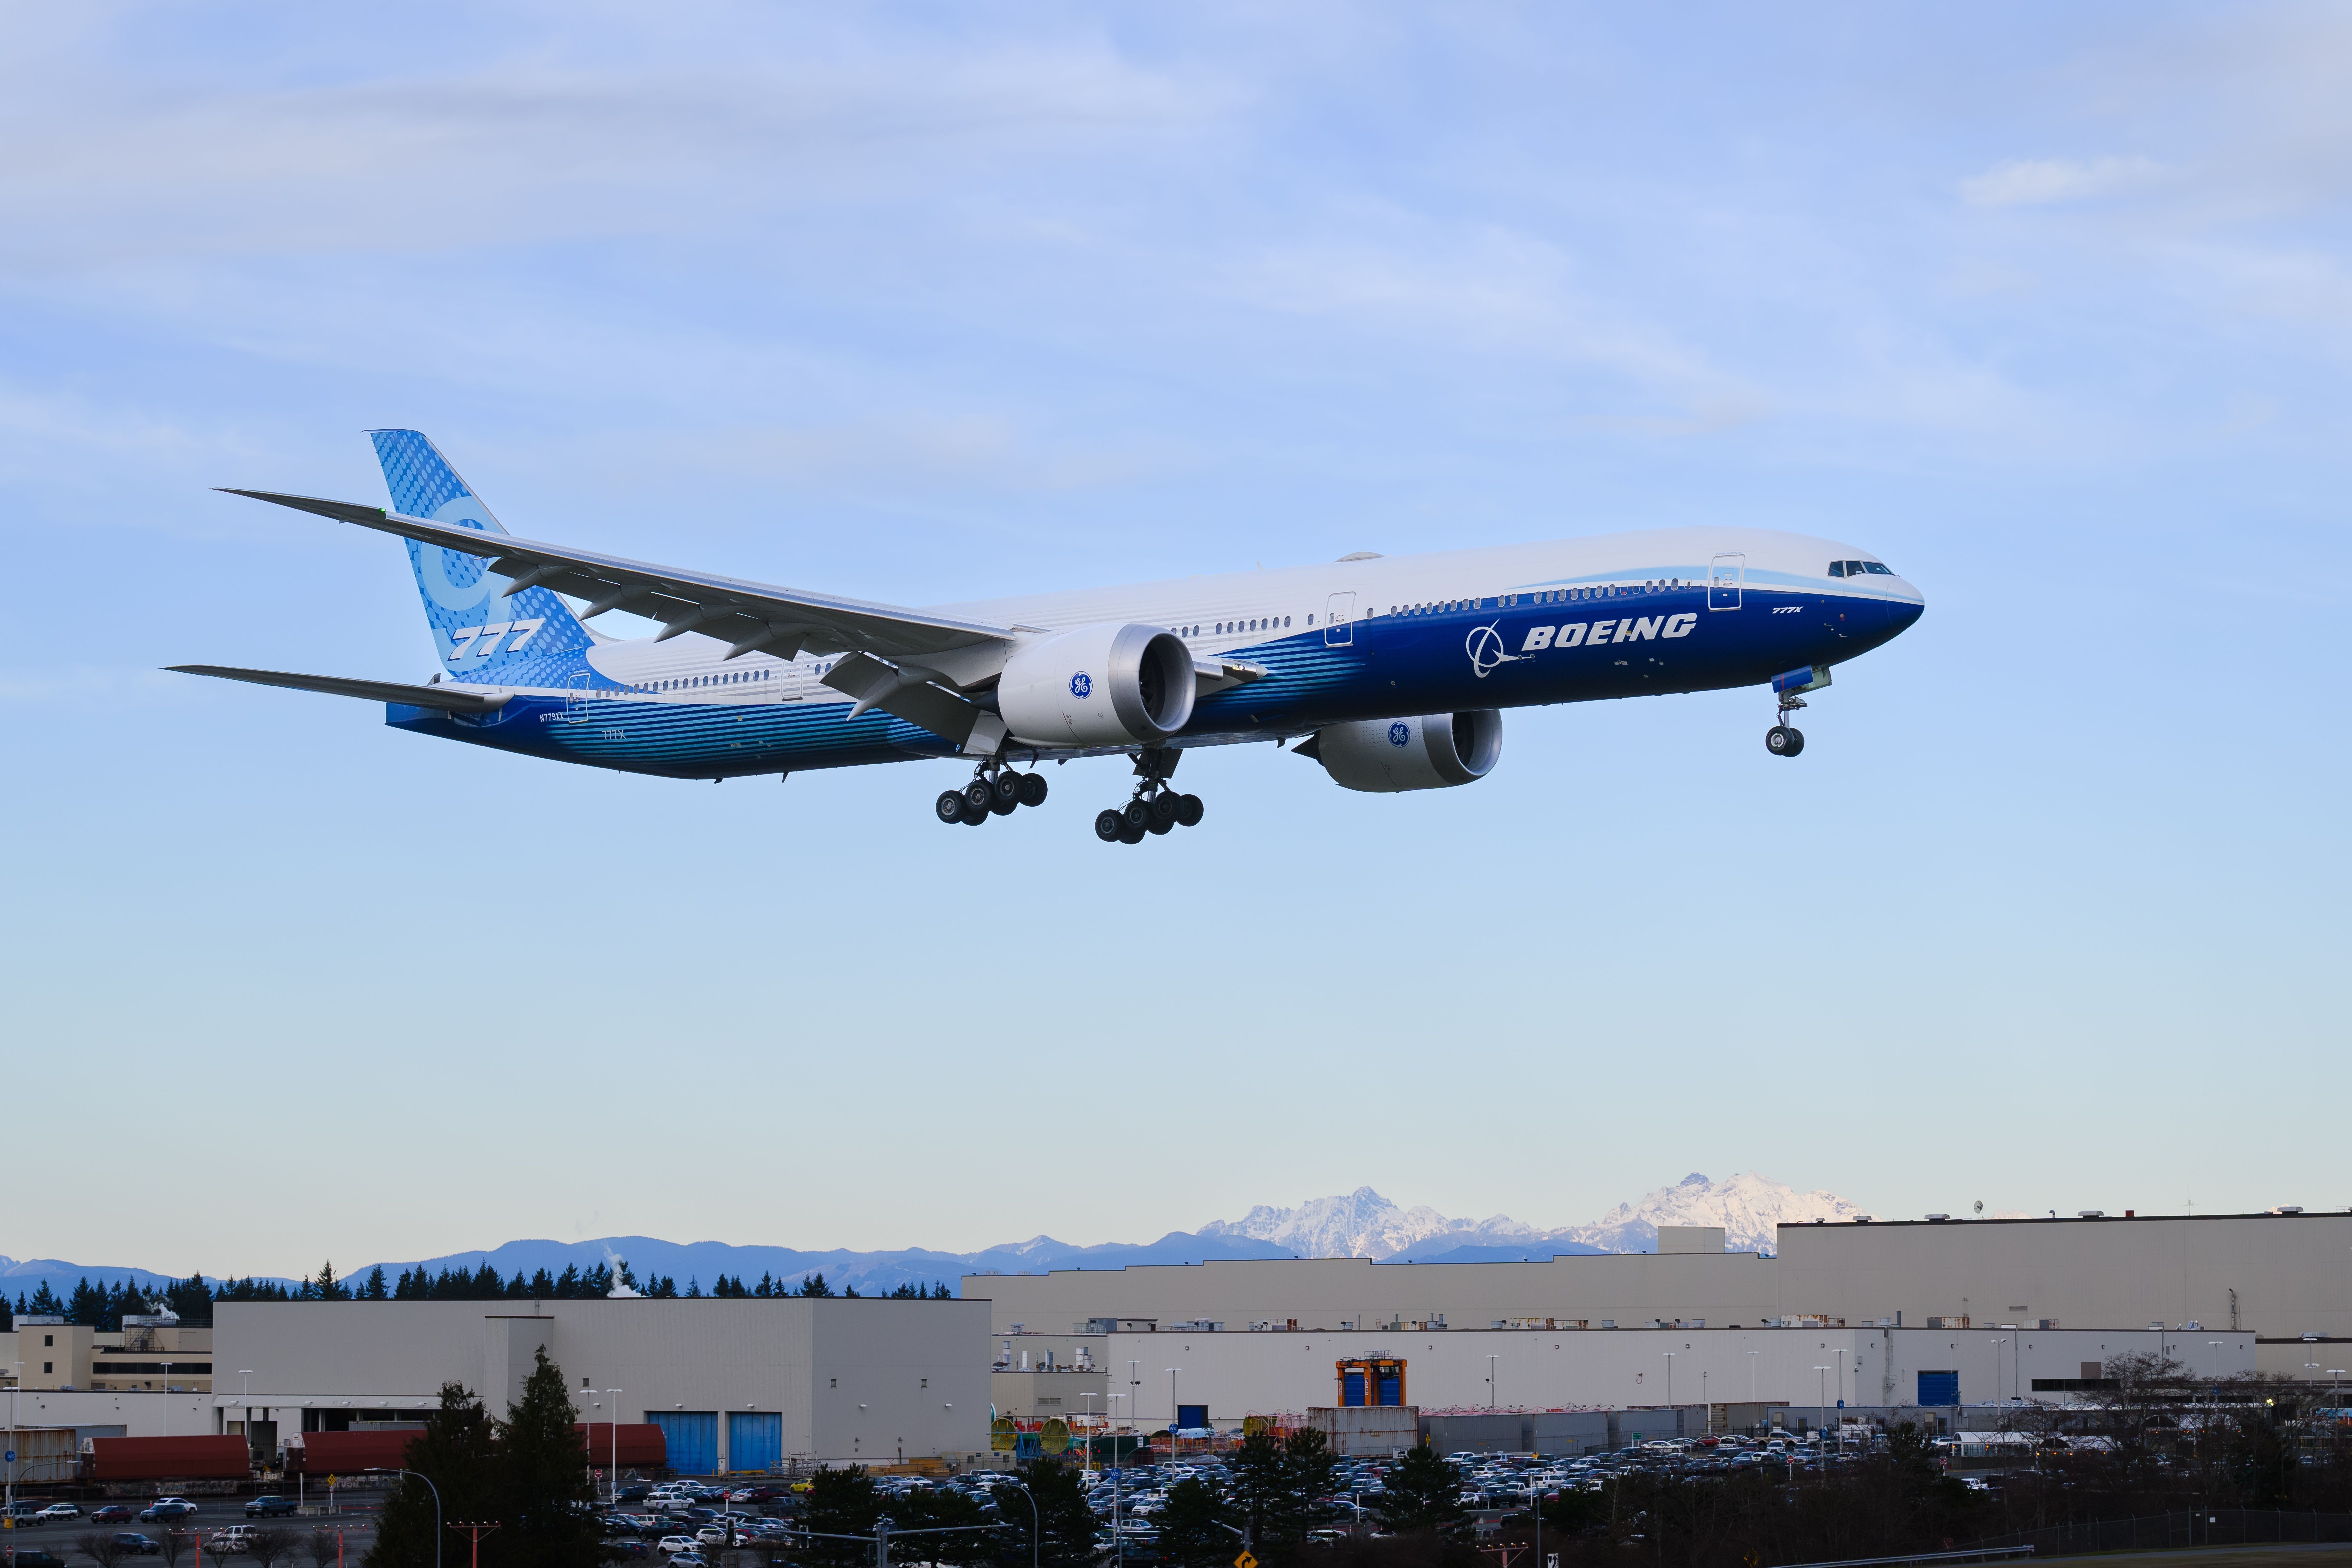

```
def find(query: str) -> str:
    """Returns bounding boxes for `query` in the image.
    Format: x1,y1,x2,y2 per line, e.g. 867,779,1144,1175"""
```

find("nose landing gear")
1765,663,1829,757
1094,747,1203,845
933,761,1049,826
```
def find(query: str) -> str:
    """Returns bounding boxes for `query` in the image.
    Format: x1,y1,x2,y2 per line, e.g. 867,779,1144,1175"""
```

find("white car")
695,1527,734,1547
33,1505,82,1522
657,1536,702,1555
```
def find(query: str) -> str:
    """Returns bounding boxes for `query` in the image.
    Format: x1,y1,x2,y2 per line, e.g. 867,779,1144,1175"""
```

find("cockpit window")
1862,561,1894,575
1828,561,1846,577
1832,559,1896,578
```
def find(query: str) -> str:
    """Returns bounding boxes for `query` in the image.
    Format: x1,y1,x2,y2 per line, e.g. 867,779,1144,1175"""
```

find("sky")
3,3,2347,1280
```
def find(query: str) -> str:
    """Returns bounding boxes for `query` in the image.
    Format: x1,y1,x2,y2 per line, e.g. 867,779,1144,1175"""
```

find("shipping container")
287,1428,426,1476
86,1436,252,1482
576,1423,667,1470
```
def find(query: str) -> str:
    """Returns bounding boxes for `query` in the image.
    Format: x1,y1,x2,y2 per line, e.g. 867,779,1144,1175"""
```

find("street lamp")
570,1386,623,1504
1001,1480,1040,1568
1814,1367,1832,1451
1747,1349,1760,1402
1487,1355,1499,1412
1662,1352,1674,1411
7,1358,23,1537
1832,1348,1848,1447
1167,1370,1182,1456
370,1469,442,1568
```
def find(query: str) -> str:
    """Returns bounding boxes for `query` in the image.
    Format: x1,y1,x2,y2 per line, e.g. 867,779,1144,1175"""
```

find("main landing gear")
1093,747,1203,846
934,763,1048,826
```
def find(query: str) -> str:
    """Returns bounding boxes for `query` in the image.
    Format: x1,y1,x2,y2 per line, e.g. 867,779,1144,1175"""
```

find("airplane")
175,430,1926,843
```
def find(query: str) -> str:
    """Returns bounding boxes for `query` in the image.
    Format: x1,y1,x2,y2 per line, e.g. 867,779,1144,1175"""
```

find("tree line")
2,1264,955,1328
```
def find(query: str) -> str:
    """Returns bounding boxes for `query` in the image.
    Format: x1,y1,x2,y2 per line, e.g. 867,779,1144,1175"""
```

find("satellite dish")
1973,1201,1984,1215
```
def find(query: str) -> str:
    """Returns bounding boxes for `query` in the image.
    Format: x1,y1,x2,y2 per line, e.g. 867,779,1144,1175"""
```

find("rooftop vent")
2277,1206,2304,1214
1925,1213,1950,1222
2078,1210,2105,1218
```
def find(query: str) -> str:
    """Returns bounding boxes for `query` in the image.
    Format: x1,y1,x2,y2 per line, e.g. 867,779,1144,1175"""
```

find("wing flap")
169,665,509,713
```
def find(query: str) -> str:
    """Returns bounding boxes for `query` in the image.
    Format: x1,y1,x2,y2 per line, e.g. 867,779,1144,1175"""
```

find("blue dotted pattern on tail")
368,429,593,679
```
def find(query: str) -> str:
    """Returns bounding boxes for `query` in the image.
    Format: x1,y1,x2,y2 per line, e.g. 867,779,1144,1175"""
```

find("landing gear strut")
1766,694,1807,758
1094,747,1203,845
933,759,1049,826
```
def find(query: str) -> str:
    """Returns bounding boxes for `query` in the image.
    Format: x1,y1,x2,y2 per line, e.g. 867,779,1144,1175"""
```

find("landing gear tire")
935,790,967,825
1094,809,1126,843
988,792,1018,817
992,772,1025,810
963,779,994,812
1122,799,1153,832
1146,815,1174,836
1117,819,1147,845
1148,791,1182,828
1766,725,1805,757
1016,772,1049,808
960,797,989,825
1174,793,1204,828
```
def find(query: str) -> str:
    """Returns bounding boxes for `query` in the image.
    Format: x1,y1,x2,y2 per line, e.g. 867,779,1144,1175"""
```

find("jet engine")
996,622,1197,748
1302,710,1502,792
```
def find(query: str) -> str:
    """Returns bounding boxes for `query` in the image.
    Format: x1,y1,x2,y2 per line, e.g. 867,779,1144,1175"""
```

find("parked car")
608,1542,652,1559
1,1549,68,1568
31,1505,81,1522
245,1496,299,1518
112,1533,164,1556
91,1506,138,1524
668,1555,710,1568
138,1500,200,1523
693,1526,733,1547
656,1536,701,1555
209,1526,259,1552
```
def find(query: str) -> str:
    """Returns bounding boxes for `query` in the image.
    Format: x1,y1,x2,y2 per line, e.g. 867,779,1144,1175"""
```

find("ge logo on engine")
1388,721,1410,747
1069,672,1093,699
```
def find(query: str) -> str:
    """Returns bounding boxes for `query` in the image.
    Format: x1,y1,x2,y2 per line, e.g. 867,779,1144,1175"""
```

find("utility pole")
448,1522,501,1568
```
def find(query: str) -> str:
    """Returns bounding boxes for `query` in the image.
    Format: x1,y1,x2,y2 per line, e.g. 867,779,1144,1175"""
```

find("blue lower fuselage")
391,582,1922,779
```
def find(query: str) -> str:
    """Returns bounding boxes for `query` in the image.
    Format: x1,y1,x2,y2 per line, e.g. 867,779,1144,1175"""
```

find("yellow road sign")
1235,1552,1258,1568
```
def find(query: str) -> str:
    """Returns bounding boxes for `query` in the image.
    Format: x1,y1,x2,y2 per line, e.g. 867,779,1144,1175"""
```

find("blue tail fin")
368,430,594,675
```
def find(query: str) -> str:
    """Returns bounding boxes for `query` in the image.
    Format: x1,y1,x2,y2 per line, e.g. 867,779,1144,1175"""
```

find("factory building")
986,1324,2257,1432
964,1209,2352,1384
208,1297,988,1472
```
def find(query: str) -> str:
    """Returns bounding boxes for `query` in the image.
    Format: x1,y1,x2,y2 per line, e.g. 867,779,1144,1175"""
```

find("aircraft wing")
169,665,510,712
218,489,1016,669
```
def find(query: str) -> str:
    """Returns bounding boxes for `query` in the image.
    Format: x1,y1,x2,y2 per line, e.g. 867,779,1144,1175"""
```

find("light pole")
7,1358,22,1537
1487,1355,1499,1412
2208,1340,2226,1383
1662,1352,1674,1412
1001,1480,1040,1568
1080,1393,1098,1480
371,1468,441,1568
1832,1348,1848,1447
1747,1349,1759,1402
1167,1370,1182,1457
1814,1367,1831,1450
570,1387,624,1504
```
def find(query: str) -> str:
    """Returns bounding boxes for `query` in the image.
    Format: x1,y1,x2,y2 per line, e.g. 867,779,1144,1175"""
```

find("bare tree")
302,1527,341,1568
154,1527,196,1568
75,1530,133,1568
242,1526,300,1568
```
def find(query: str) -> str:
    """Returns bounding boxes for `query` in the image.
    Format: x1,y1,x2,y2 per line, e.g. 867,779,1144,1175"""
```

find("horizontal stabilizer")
168,665,509,713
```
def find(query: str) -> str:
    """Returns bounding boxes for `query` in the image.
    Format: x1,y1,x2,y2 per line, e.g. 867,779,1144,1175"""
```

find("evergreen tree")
754,1272,778,1298
501,1346,604,1568
365,1382,501,1568
1367,1445,1467,1539
1154,1476,1241,1568
685,1276,702,1299
1007,1458,1096,1568
795,1273,833,1298
26,1282,64,1315
648,1275,679,1299
899,1484,995,1568
360,1267,390,1301
799,1464,882,1568
554,1266,583,1298
1226,1427,1335,1564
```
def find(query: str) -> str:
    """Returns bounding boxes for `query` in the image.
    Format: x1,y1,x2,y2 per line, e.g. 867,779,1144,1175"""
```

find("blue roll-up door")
1177,1404,1208,1431
1342,1371,1367,1407
1917,1371,1959,1406
729,1412,782,1473
648,1411,719,1474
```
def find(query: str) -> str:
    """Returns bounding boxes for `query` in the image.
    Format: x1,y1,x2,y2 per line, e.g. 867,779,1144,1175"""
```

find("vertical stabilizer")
367,430,593,676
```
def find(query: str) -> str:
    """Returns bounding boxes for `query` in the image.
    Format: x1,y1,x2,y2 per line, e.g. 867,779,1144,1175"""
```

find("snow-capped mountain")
1194,1172,1860,1259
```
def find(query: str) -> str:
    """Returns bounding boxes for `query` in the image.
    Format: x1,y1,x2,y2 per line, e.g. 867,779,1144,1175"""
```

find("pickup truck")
245,1496,299,1518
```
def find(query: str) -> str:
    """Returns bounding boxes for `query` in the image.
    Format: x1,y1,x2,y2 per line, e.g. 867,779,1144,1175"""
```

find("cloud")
1959,155,2167,208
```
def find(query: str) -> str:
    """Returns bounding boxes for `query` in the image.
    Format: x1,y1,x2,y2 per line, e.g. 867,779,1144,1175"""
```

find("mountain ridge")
0,1172,1857,1304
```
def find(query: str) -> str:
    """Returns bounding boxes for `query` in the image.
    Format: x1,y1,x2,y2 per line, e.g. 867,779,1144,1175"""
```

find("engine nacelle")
997,622,1196,747
1309,710,1503,792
